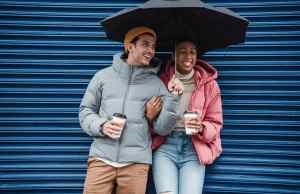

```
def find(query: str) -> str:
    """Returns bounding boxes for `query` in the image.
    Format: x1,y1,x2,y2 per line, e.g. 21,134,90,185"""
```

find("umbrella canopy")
101,0,249,53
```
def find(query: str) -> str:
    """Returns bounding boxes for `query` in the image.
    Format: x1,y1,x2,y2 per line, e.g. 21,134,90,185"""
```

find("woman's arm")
196,82,223,143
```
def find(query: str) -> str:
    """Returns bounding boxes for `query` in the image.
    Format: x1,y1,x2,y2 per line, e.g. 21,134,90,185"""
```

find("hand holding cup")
102,113,127,139
183,111,203,135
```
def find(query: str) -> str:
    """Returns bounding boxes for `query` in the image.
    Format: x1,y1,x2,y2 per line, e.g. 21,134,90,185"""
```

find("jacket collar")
112,52,161,81
162,59,218,87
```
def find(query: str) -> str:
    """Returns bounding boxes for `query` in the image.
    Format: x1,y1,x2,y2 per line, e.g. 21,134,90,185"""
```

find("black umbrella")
101,0,249,53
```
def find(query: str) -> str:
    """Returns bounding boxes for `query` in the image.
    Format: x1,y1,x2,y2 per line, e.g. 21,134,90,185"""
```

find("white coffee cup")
111,113,127,139
183,111,198,135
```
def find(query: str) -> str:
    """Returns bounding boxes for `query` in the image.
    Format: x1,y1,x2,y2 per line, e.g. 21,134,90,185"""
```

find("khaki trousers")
83,157,150,194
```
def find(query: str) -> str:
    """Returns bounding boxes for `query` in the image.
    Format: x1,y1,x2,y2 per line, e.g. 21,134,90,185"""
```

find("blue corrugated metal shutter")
0,0,299,194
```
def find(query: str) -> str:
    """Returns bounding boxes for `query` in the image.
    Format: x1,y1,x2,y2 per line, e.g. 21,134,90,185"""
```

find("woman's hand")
145,96,162,123
185,118,204,135
168,75,184,96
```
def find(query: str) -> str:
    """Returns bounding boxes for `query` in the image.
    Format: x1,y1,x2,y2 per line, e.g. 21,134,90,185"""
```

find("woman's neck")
175,69,194,82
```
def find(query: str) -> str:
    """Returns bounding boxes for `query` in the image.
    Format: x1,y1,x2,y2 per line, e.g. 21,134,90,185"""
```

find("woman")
145,40,223,194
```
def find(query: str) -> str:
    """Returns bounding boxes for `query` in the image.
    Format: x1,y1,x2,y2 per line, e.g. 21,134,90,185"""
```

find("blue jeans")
152,131,205,194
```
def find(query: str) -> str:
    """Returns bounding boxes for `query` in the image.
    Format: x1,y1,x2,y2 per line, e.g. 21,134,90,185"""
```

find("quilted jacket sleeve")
79,71,108,137
197,81,223,143
152,82,180,136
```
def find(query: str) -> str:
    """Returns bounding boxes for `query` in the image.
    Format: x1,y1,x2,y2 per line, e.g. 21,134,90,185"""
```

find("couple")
79,26,223,194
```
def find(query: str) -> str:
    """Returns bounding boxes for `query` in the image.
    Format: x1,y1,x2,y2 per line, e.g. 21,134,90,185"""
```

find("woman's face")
175,41,197,75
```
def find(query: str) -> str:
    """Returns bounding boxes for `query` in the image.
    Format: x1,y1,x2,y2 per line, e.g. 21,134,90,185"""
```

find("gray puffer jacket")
79,53,179,164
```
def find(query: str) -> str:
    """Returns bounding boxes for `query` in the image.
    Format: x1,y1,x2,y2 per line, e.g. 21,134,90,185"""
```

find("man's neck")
126,58,145,66
126,58,137,66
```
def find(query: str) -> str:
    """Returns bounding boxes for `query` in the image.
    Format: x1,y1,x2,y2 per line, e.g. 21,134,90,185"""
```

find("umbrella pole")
174,44,177,78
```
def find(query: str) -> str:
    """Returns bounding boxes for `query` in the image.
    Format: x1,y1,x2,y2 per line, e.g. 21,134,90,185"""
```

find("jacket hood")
112,52,161,81
161,59,218,87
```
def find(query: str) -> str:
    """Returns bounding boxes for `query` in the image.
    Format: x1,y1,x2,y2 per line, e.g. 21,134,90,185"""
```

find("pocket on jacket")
123,122,149,148
94,136,116,145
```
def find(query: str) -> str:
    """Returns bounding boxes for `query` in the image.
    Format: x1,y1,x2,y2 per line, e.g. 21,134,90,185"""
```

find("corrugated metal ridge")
0,1,137,8
1,1,300,8
0,10,299,18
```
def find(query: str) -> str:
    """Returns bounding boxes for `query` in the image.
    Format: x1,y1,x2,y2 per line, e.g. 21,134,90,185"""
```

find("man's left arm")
151,84,180,136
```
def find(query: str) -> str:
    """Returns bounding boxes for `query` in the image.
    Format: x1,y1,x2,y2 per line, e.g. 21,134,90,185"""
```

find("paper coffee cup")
183,111,198,135
111,113,127,139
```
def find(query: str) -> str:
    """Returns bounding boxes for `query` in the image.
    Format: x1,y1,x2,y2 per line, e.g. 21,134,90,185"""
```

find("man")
79,26,183,194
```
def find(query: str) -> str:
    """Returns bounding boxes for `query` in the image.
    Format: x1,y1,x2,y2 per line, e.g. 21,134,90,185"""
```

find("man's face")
127,34,156,66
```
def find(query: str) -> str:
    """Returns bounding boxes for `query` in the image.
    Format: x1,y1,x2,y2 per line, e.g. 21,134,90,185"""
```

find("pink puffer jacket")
151,59,223,165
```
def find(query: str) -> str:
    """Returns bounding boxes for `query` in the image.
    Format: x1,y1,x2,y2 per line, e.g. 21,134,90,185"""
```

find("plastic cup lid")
184,111,198,115
113,113,127,119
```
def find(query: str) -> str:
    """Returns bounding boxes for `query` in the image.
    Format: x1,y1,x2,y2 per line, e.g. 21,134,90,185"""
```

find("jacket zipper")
116,65,133,162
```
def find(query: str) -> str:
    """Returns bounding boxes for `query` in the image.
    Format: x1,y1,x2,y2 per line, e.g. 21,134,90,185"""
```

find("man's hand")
145,96,162,123
102,120,123,139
